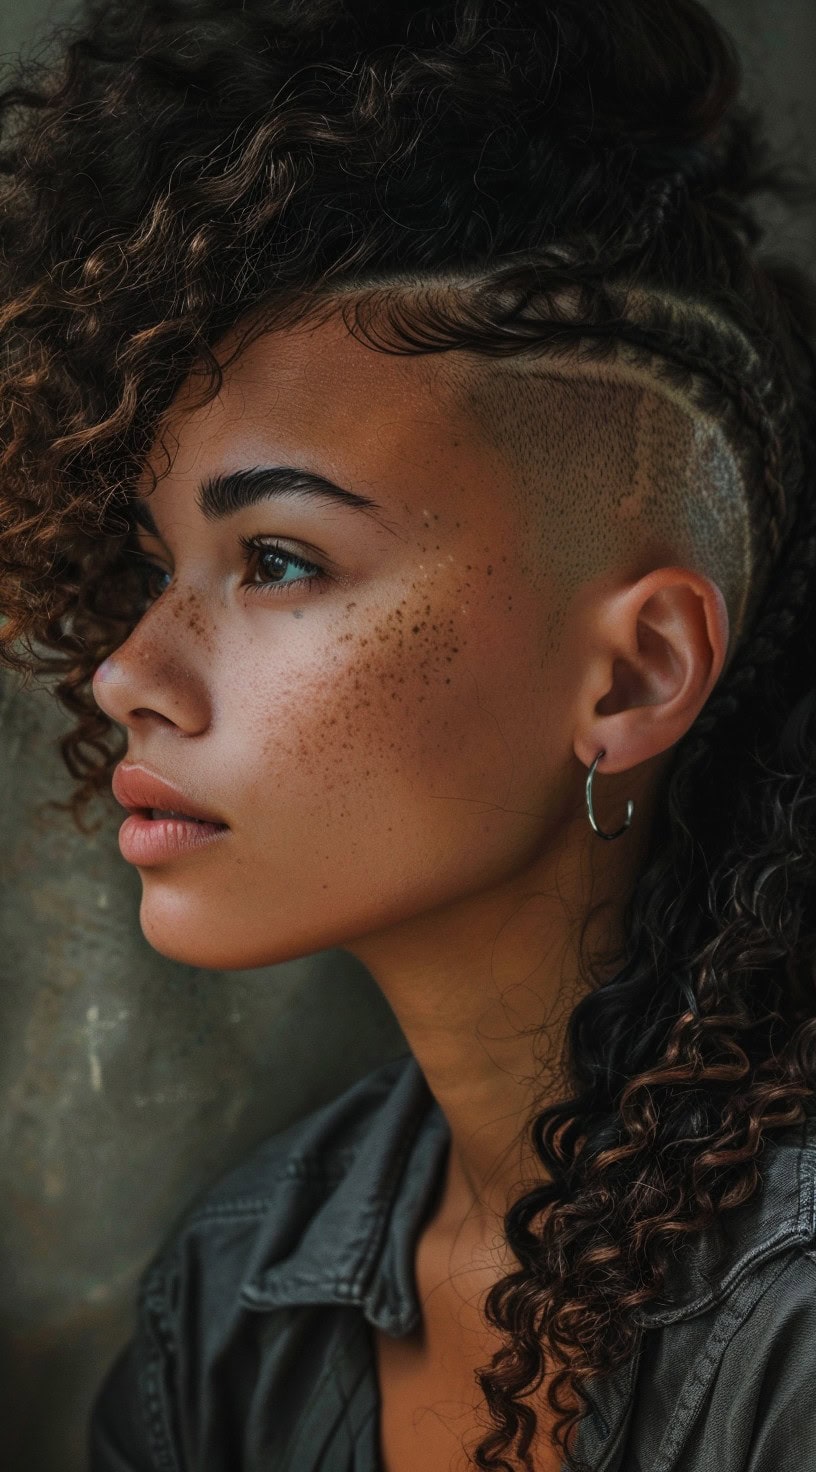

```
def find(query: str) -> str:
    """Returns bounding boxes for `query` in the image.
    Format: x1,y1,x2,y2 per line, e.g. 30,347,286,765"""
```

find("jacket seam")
183,1165,350,1226
137,1254,184,1472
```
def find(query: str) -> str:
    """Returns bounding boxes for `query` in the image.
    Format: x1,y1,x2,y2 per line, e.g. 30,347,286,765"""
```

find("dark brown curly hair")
2,2,816,1469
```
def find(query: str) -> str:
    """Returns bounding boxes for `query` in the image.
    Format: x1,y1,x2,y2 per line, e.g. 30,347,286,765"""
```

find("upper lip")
111,763,228,825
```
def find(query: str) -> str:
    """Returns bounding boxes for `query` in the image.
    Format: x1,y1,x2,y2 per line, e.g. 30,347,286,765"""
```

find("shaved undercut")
447,352,755,663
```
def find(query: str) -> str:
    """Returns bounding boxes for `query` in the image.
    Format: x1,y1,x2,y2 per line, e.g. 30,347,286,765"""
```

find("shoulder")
642,1244,816,1472
619,1108,816,1472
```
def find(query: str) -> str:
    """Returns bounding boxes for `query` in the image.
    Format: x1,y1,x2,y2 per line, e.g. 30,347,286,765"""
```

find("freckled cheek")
224,599,477,814
399,576,549,791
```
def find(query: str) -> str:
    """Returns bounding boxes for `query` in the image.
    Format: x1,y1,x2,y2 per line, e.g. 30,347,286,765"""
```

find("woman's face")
92,311,590,972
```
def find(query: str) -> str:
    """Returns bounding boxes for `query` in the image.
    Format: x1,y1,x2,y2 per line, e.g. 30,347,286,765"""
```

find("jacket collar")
633,1100,816,1327
239,1053,450,1336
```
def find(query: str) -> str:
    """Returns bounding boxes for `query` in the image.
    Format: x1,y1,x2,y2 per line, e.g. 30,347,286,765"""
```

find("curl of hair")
1,2,815,1468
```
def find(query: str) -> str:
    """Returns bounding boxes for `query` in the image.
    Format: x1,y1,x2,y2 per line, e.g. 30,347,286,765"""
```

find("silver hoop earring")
585,749,635,840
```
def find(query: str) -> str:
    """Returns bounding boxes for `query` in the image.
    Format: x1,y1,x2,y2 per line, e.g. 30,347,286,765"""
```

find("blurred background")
1,2,814,1470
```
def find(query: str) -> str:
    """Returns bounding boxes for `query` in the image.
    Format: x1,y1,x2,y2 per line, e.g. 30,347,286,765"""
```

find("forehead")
134,310,509,532
162,311,466,456
144,314,645,535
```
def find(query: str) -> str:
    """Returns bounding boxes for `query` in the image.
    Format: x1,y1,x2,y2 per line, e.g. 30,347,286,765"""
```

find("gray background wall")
1,3,814,1471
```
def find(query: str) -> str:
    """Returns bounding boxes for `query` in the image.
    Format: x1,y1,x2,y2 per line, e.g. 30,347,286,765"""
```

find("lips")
111,763,228,826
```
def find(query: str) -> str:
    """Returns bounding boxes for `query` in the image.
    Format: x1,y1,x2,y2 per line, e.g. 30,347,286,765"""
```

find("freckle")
487,565,493,575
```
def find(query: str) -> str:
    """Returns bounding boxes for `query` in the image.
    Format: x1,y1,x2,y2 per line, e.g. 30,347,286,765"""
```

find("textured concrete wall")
0,668,406,1472
0,4,814,1472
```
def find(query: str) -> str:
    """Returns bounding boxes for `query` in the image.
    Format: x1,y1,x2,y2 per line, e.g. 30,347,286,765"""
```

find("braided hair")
0,2,815,1469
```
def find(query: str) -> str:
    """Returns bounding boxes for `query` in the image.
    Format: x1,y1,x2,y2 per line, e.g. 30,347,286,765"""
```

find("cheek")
235,576,553,839
234,592,477,814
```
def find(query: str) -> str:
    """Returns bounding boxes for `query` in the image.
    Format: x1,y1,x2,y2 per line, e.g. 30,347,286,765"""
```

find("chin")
136,894,239,970
139,922,231,970
136,890,320,972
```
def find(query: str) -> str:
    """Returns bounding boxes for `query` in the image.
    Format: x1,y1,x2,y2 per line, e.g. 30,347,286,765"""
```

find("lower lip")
118,813,230,866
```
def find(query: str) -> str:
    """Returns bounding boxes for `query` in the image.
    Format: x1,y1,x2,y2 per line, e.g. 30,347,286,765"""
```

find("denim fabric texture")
88,1054,816,1472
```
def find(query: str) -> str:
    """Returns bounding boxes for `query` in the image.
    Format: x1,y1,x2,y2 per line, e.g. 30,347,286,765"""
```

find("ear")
572,567,730,775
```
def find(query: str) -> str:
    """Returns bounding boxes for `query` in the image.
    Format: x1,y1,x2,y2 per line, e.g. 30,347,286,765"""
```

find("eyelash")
134,535,328,604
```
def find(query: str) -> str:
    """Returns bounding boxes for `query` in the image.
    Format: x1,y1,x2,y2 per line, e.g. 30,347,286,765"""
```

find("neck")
348,802,651,1239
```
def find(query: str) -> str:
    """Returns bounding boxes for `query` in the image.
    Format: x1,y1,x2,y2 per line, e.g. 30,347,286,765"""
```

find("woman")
1,1,815,1469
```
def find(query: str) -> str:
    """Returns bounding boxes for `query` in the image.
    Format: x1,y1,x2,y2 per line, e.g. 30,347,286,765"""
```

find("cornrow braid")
610,170,690,262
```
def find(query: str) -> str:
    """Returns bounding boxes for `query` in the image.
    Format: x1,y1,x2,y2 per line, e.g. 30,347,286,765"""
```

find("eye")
238,535,328,599
127,551,170,606
127,536,329,607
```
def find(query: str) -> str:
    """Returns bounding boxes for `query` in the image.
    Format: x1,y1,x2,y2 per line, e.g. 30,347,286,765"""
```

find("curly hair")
1,1,816,1469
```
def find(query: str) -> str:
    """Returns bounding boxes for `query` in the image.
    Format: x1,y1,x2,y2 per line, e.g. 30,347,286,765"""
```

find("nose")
90,620,211,739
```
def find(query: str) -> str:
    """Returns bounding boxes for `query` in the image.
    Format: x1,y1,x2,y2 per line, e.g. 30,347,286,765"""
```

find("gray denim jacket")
88,1053,816,1472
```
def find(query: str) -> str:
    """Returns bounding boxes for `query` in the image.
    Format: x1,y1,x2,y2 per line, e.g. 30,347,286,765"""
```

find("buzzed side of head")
443,351,755,661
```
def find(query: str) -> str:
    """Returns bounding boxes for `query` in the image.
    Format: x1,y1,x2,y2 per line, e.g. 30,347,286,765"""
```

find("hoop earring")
585,749,635,841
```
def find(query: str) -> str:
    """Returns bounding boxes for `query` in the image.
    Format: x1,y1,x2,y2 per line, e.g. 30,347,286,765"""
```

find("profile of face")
92,309,729,980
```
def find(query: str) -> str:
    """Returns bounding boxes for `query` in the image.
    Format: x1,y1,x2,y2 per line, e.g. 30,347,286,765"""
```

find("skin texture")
91,306,736,1471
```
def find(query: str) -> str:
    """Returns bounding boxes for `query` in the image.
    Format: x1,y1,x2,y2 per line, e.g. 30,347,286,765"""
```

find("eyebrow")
131,465,384,538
